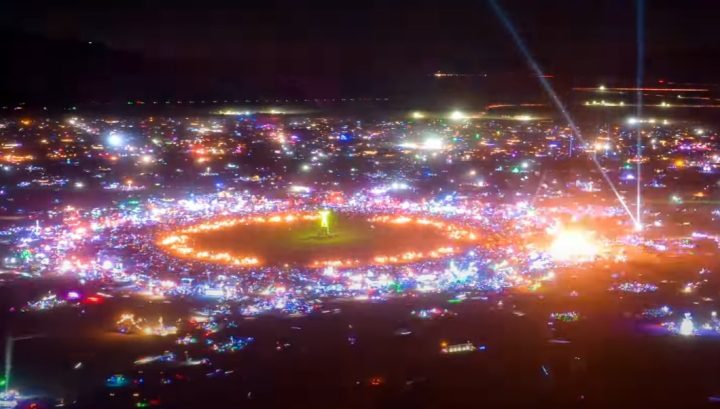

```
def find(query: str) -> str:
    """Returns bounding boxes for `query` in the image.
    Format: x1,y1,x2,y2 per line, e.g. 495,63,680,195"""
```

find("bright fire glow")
549,229,599,262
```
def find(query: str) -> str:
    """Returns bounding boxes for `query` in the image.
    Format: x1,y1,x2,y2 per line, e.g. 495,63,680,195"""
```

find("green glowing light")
19,249,32,261
319,209,331,235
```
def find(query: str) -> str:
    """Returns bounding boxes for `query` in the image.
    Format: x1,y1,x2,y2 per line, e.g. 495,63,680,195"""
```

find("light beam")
488,0,638,227
635,0,645,231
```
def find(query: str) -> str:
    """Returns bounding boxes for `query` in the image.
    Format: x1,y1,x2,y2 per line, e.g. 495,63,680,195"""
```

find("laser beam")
488,0,637,226
635,0,645,231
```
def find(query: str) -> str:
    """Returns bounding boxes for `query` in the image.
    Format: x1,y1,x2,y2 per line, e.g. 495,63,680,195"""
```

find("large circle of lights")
156,212,480,268
5,189,625,316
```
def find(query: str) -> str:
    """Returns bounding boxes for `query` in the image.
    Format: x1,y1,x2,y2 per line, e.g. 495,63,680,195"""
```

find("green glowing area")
187,214,461,266
319,209,331,236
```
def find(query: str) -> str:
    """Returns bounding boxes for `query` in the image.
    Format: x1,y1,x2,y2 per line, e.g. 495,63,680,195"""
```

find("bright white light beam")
635,0,645,231
488,0,638,227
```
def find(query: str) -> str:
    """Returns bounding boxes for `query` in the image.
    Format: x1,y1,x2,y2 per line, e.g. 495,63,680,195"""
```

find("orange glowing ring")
155,212,481,268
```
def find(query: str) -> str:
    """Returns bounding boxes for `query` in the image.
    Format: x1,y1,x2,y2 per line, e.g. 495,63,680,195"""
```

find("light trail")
5,334,43,393
486,103,547,110
574,87,708,92
433,71,487,78
488,0,638,226
635,0,645,231
584,103,720,108
634,4,645,226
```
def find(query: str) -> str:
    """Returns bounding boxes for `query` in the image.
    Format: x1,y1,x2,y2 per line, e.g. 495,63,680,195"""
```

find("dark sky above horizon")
1,0,720,102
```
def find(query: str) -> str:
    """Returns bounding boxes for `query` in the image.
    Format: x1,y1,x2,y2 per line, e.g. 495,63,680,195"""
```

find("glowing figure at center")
679,313,695,336
319,210,331,236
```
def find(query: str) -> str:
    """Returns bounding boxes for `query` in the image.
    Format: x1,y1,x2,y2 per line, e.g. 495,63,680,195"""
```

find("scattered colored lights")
105,375,129,388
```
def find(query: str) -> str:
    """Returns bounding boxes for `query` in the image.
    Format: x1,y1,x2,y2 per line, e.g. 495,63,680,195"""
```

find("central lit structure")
679,313,695,336
318,209,331,236
156,212,479,268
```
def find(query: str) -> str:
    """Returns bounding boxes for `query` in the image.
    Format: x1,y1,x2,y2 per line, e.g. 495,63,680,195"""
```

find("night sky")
1,0,719,103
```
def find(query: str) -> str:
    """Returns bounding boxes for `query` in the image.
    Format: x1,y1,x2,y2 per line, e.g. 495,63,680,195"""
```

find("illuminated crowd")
4,108,720,406
2,187,625,317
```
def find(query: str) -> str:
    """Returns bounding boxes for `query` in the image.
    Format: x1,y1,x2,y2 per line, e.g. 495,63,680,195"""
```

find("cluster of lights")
411,308,457,320
626,117,670,126
658,311,720,337
641,306,672,319
549,311,581,322
208,336,254,353
21,293,67,312
116,314,178,336
610,281,659,293
134,351,176,366
440,341,479,354
2,188,635,323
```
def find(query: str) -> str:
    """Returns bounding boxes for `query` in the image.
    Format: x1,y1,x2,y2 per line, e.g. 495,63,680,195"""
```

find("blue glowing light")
107,132,124,147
